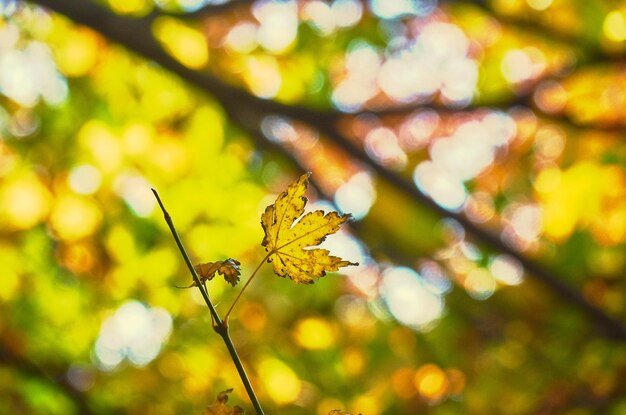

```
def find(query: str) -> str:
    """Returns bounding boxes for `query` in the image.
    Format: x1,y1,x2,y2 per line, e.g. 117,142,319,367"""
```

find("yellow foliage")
50,194,102,241
0,172,51,230
258,358,301,404
150,135,190,179
244,55,282,98
105,224,137,263
260,173,357,284
604,10,626,42
108,0,152,15
0,244,20,301
415,364,449,403
537,162,626,243
293,317,336,349
54,27,101,77
342,347,365,377
78,120,123,173
153,17,209,69
122,123,154,156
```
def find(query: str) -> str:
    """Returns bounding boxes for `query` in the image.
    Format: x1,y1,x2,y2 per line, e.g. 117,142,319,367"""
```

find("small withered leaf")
202,389,245,415
260,173,357,284
192,258,241,287
216,258,241,287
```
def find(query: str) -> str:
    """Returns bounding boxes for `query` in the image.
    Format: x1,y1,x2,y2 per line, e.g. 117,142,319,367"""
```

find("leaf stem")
224,251,272,323
151,188,265,415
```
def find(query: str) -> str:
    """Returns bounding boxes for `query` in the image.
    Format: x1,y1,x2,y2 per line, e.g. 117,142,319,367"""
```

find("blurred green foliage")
1,0,626,414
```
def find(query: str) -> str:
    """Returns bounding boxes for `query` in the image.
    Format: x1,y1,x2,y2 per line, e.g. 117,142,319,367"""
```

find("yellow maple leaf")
260,173,357,284
202,389,245,415
192,258,241,287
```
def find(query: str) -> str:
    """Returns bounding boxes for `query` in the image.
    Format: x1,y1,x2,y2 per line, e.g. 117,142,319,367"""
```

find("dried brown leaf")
192,258,241,287
202,389,245,415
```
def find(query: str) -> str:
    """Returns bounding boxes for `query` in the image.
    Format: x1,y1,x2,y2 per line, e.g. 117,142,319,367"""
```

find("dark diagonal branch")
461,0,626,64
151,189,265,414
460,0,597,51
311,117,626,340
348,0,626,131
25,0,335,127
145,0,626,132
26,0,626,340
348,99,626,134
227,108,616,359
147,0,254,21
0,343,95,415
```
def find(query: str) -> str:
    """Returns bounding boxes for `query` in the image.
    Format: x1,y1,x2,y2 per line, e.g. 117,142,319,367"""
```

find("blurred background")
1,0,626,413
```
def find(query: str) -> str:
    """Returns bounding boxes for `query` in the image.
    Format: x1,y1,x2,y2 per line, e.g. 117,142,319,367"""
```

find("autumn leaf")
202,389,245,415
191,258,241,287
260,173,357,284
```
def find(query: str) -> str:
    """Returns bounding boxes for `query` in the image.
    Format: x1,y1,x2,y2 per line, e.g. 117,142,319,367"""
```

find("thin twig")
224,252,272,323
151,188,265,415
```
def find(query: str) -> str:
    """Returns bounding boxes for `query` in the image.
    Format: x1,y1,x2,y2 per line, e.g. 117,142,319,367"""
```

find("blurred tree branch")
147,0,254,21
144,0,626,131
0,343,95,415
341,0,626,131
463,0,594,48
347,99,626,132
463,0,611,57
236,119,606,398
25,0,626,340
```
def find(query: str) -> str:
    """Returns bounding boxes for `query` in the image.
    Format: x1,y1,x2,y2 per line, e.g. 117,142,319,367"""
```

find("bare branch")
147,0,254,21
346,99,626,133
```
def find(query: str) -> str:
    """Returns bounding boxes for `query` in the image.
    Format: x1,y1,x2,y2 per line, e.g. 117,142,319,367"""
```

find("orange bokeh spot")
238,302,267,332
446,368,466,396
415,364,449,403
58,241,97,274
392,367,417,399
342,347,365,377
